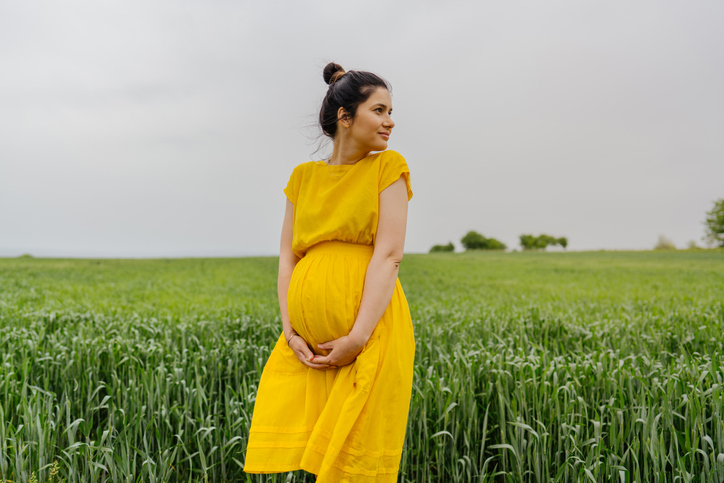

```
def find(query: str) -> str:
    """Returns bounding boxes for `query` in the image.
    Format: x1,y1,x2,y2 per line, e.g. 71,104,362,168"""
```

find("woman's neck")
327,139,370,166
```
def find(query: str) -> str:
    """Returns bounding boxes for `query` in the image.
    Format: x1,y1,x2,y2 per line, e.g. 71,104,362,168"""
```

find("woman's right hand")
288,334,335,370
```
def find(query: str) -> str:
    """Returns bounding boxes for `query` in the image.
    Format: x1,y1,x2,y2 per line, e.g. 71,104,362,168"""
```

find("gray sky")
1,0,722,257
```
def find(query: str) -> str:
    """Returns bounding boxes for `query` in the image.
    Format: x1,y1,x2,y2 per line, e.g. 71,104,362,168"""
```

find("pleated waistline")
305,240,374,258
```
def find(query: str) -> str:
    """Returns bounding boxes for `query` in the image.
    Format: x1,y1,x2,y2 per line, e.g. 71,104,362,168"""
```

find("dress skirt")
243,240,416,482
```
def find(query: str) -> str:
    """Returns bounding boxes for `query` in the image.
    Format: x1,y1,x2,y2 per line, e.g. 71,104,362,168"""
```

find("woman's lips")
378,133,390,139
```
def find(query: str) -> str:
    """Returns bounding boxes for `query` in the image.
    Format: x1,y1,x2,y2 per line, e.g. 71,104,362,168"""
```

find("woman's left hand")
310,333,366,368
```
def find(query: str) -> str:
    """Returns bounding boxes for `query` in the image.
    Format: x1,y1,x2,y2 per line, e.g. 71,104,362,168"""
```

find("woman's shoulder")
374,150,409,170
288,160,317,176
375,149,405,160
296,160,319,169
368,150,407,168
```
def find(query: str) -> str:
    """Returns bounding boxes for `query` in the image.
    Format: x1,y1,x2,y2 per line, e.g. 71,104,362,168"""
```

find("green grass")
1,250,723,482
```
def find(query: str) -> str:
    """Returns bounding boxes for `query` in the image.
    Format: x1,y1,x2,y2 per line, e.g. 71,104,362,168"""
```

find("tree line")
430,198,724,253
430,232,567,253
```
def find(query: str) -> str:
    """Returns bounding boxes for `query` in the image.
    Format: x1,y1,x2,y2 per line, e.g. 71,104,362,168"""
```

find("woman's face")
346,87,395,152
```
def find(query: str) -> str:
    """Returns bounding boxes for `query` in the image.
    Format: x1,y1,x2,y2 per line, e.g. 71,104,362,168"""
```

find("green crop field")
1,250,723,482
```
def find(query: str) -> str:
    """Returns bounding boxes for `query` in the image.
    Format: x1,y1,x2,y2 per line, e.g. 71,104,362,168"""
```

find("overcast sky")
1,1,722,257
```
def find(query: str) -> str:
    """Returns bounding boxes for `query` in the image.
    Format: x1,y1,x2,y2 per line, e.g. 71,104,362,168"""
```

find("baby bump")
287,241,373,356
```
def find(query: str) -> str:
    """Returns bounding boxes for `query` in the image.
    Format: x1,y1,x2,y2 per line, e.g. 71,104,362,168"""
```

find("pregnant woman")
243,62,415,482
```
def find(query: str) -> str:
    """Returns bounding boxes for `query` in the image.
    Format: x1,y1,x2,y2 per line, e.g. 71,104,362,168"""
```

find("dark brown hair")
318,62,391,139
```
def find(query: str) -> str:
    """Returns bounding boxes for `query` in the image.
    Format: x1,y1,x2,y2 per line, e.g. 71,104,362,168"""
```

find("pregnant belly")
287,242,372,356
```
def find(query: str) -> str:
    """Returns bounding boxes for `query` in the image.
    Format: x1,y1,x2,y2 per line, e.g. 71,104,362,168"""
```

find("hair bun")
323,62,346,85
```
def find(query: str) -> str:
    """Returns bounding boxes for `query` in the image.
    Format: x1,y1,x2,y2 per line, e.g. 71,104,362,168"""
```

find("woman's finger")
298,345,314,361
295,351,328,368
310,352,334,364
293,340,321,363
302,360,331,370
298,352,329,368
295,350,331,369
317,341,334,350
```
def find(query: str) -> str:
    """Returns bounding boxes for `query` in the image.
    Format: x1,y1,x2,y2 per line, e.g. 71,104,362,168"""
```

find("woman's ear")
337,107,351,128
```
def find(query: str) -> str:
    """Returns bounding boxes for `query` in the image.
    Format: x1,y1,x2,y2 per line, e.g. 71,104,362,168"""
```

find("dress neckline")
317,151,382,167
318,161,354,167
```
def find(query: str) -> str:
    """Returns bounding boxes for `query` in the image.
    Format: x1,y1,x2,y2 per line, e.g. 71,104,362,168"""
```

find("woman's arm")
279,198,333,370
278,198,300,342
312,176,409,366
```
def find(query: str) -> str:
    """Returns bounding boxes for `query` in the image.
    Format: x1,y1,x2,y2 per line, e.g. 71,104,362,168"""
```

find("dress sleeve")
378,150,413,201
283,165,301,204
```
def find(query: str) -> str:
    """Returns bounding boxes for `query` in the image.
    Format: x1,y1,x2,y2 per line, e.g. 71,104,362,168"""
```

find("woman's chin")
370,140,388,152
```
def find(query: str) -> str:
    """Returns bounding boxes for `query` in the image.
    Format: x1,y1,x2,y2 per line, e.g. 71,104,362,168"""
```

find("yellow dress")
243,150,415,482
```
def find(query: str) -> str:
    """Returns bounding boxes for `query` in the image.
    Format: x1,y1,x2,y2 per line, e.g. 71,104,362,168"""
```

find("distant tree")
461,231,486,249
703,198,724,248
430,242,455,253
460,231,507,251
654,235,676,250
484,238,507,250
687,240,699,250
535,235,557,249
519,234,536,250
519,234,568,250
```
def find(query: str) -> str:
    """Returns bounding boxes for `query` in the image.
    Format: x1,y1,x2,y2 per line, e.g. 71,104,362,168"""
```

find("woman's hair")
318,62,391,139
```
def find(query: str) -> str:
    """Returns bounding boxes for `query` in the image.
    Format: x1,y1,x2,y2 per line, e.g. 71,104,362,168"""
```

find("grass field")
1,250,723,482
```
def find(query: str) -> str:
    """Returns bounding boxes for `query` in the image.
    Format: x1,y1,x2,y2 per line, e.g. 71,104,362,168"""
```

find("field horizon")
4,246,723,261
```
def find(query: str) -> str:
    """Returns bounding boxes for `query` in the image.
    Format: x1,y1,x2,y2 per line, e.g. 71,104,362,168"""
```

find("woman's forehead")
365,87,392,106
